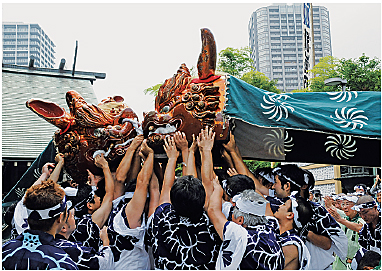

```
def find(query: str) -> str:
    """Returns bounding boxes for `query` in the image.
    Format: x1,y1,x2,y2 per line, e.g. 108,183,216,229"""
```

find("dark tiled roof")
2,64,105,158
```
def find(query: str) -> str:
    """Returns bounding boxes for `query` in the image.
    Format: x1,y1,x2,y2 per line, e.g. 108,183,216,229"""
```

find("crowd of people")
2,127,381,270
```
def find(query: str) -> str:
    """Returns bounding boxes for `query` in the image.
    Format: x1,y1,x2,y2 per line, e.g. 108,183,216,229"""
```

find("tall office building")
249,4,332,92
2,22,55,68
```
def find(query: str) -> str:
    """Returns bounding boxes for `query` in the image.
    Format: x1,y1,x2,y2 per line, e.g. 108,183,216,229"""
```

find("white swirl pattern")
263,129,293,157
261,94,294,121
330,107,368,130
327,91,358,102
324,134,357,160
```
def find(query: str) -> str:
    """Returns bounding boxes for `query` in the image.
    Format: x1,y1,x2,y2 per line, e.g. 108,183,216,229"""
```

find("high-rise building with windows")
2,22,55,68
249,4,332,92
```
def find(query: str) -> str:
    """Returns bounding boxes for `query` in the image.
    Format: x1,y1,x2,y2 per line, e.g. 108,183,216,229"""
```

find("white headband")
258,172,275,183
345,195,358,204
291,197,302,229
232,194,268,216
124,191,150,199
352,201,376,212
26,196,72,220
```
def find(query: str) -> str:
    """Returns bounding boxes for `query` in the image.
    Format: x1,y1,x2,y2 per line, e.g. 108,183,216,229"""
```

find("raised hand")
41,162,55,176
189,134,198,152
130,134,144,151
164,136,179,160
94,153,109,169
139,139,154,159
55,153,65,164
197,126,215,152
227,167,239,177
174,131,189,152
222,131,236,153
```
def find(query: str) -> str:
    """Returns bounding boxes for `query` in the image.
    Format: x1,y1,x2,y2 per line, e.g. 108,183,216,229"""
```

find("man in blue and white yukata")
351,195,381,270
55,202,115,270
272,165,348,270
2,180,78,270
274,193,312,270
146,134,221,269
208,180,285,270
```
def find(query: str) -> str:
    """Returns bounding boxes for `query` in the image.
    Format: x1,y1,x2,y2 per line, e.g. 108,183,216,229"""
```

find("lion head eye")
161,105,170,113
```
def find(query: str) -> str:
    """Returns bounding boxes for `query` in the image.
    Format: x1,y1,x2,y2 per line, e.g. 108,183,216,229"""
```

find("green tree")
217,47,253,77
241,70,280,93
338,54,381,91
306,56,341,92
243,160,280,172
306,54,381,92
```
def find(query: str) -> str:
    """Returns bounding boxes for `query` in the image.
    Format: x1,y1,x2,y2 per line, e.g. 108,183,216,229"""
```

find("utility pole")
72,40,78,76
310,3,316,73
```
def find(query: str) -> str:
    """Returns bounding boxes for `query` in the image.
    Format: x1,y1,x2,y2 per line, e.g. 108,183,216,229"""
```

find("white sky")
2,2,381,120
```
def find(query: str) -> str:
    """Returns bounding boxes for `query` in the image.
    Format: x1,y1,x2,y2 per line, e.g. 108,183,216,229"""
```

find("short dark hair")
293,197,313,230
253,167,274,187
24,180,66,231
357,250,381,270
170,175,206,223
302,169,315,190
95,178,106,200
67,183,93,218
275,164,305,193
225,174,256,199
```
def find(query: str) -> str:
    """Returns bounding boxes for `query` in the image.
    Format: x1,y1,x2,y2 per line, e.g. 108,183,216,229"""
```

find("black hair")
357,250,381,270
214,169,230,184
95,178,106,200
170,175,206,223
253,167,274,187
224,174,256,199
302,169,315,190
275,164,305,193
296,197,313,228
125,178,137,193
68,183,93,219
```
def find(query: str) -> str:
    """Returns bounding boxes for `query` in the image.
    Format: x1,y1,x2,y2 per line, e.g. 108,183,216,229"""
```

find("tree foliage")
338,54,381,91
241,70,280,93
217,47,253,77
305,54,381,92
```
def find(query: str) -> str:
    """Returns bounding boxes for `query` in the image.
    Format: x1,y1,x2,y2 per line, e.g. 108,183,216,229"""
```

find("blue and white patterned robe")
55,234,114,270
2,229,78,270
358,214,381,254
146,203,221,269
216,220,285,270
279,229,310,270
107,202,150,270
69,214,102,252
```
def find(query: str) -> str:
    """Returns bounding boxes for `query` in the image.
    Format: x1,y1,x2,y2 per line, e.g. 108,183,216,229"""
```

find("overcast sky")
3,2,381,120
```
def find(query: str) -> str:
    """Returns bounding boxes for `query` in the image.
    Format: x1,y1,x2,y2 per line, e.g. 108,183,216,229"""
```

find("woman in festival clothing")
2,180,77,270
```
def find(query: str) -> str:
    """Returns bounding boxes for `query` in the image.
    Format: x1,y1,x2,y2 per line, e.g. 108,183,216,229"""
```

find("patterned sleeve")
309,202,348,261
69,215,101,251
309,202,342,237
216,221,248,270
